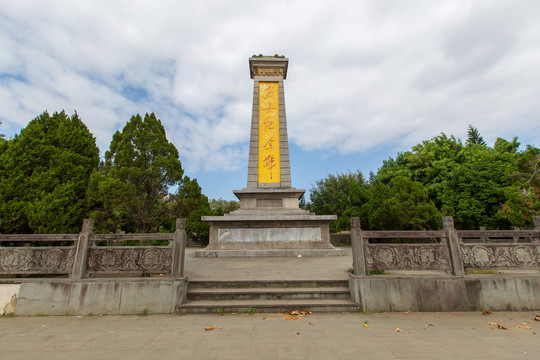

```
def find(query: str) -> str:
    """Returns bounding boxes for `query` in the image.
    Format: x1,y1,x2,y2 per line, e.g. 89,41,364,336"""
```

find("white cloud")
1,0,540,181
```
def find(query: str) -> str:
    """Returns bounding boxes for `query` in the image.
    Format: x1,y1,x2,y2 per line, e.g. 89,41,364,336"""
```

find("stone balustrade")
350,216,540,276
0,219,187,279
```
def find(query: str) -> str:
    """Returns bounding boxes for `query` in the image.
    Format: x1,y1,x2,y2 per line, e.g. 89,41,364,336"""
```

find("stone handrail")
351,216,540,276
0,219,187,279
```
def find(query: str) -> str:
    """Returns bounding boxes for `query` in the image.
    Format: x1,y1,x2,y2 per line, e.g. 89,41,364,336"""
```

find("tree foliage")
0,120,6,142
309,171,369,232
363,177,440,230
88,113,183,233
170,176,213,243
466,124,487,146
307,128,540,231
0,111,99,233
209,198,240,214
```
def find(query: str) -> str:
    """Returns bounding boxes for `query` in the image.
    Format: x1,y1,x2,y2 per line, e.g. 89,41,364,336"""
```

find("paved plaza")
183,247,353,281
1,311,539,359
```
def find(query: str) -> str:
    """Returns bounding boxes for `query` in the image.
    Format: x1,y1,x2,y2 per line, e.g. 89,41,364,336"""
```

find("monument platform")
196,210,343,257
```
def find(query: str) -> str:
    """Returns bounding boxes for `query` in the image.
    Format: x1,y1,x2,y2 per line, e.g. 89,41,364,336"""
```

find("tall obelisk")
197,55,342,257
247,56,291,189
233,56,304,211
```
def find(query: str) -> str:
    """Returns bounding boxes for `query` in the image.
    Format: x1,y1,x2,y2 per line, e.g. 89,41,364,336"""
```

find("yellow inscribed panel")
258,82,280,183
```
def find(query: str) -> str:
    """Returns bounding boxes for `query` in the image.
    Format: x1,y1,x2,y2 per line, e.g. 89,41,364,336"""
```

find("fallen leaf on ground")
283,310,311,321
482,310,492,315
516,325,532,329
364,323,369,328
534,315,540,321
424,324,434,329
488,322,507,329
395,327,401,332
308,322,314,326
288,310,311,316
205,326,216,331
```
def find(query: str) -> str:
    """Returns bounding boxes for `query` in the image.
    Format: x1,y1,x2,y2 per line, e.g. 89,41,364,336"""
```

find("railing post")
72,219,94,279
513,226,520,243
533,216,540,243
171,218,187,278
350,217,368,276
479,226,487,243
442,216,465,276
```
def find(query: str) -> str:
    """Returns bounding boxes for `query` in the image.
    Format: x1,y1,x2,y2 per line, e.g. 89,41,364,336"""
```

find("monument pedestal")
196,188,343,257
197,55,342,257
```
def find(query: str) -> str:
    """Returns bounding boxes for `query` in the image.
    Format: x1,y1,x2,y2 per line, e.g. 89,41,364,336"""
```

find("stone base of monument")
196,212,344,257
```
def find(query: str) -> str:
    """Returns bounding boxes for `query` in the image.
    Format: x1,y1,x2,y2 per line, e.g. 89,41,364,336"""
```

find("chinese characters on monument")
258,82,280,183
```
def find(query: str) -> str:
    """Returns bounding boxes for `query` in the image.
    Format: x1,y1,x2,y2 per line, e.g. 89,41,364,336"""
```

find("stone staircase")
177,280,359,314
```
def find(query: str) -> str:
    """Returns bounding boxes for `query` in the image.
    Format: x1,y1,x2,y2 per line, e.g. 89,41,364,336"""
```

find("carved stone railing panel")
86,247,173,274
0,247,75,274
366,244,452,271
460,244,540,270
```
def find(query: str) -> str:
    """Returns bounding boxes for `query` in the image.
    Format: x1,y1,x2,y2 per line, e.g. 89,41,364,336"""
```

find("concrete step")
188,286,351,300
179,279,358,314
187,279,349,289
177,298,360,314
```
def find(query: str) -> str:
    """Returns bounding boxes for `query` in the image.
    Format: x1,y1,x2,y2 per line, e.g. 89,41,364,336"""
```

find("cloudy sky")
2,1,540,200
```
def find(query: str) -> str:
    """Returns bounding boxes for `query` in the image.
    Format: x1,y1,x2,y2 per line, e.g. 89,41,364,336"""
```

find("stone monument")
196,55,342,257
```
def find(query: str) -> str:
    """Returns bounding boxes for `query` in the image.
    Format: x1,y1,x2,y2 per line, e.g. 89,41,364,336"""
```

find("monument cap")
249,55,289,79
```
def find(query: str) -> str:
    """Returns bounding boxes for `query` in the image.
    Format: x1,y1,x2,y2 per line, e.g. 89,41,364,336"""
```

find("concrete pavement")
1,311,539,359
183,246,353,281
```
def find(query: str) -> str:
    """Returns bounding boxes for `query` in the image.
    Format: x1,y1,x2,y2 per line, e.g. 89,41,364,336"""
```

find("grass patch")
139,308,148,316
248,306,256,314
370,270,391,275
360,310,376,314
467,269,498,274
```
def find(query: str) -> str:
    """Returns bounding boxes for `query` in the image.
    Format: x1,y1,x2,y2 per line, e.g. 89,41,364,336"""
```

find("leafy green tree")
86,173,131,233
0,111,99,233
494,137,520,154
466,124,487,146
500,145,540,226
170,176,214,244
496,185,539,228
374,130,540,230
0,120,6,143
88,113,183,233
514,145,540,188
377,133,463,188
309,171,369,232
209,198,240,214
362,176,440,230
0,121,7,155
438,146,518,229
